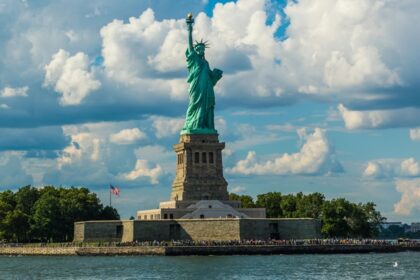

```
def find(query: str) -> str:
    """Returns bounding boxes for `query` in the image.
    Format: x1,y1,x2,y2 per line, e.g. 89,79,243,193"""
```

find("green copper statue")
181,13,223,135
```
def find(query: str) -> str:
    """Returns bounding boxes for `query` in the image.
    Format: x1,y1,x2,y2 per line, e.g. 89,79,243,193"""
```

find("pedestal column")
171,134,229,201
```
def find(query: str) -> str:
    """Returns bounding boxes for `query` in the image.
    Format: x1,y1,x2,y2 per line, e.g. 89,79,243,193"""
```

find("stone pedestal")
171,134,229,201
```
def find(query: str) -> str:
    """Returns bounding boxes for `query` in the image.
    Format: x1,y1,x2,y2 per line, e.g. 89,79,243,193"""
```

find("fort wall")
74,218,320,242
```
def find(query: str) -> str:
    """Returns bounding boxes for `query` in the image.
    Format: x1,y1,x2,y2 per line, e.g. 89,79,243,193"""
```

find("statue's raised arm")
181,13,223,135
186,13,194,52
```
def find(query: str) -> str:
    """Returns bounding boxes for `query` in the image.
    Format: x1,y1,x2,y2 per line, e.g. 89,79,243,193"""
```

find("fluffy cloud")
44,49,101,106
409,128,420,141
119,159,163,184
1,0,420,131
98,1,292,106
0,152,33,187
228,128,342,175
0,86,28,97
323,47,401,89
284,0,419,95
109,128,147,144
92,0,420,128
58,131,101,168
338,104,420,129
394,179,420,216
228,186,246,194
363,158,420,179
150,115,226,138
40,122,169,188
151,116,185,138
40,123,140,186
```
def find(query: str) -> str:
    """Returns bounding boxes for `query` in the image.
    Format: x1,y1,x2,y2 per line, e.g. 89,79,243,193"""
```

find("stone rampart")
1,245,419,256
0,247,78,255
75,218,321,242
74,221,123,242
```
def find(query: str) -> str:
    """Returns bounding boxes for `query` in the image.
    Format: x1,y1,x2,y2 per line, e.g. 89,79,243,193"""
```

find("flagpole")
109,187,111,207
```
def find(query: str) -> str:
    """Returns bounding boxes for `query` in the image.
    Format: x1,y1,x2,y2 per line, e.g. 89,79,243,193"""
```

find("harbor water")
1,252,420,279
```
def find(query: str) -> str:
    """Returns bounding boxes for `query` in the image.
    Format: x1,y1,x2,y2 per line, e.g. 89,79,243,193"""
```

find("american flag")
110,185,120,196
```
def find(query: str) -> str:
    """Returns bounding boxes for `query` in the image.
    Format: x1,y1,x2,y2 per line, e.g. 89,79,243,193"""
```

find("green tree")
0,190,16,241
256,192,283,218
3,209,29,242
321,198,352,237
0,186,121,242
59,187,101,240
320,198,383,238
229,193,256,208
280,194,297,218
15,185,40,215
295,192,325,219
31,190,62,242
362,202,386,236
14,185,40,241
101,206,120,220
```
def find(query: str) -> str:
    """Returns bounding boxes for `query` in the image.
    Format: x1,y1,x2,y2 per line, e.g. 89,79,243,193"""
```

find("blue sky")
1,0,420,222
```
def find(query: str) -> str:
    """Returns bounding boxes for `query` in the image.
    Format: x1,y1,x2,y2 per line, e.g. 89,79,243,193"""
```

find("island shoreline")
1,245,420,256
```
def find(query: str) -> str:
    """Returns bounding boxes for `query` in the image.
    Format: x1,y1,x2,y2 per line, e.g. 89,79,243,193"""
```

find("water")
0,252,419,279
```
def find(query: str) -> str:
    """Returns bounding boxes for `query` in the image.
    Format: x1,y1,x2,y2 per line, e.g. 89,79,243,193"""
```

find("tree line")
230,192,385,238
0,186,119,242
0,186,386,242
378,224,420,239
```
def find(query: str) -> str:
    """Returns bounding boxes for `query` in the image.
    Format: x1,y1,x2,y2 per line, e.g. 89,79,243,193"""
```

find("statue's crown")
194,39,210,48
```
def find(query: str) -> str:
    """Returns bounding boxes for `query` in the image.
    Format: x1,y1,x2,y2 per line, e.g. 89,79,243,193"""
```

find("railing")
1,239,419,248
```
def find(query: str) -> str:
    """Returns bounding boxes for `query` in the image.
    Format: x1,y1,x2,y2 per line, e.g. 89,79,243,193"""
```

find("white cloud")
65,30,78,42
394,179,420,216
58,131,101,168
135,145,172,162
282,0,416,93
0,151,33,187
323,46,401,89
338,104,420,129
98,1,289,104
1,0,420,132
92,0,420,120
150,115,226,139
119,159,163,184
44,49,101,106
229,186,246,194
228,128,342,175
0,86,29,97
215,117,227,135
151,116,184,138
43,121,168,187
363,162,380,177
42,122,138,186
363,158,420,179
222,148,233,158
401,158,420,177
109,128,146,144
409,128,420,141
266,123,298,133
228,123,286,152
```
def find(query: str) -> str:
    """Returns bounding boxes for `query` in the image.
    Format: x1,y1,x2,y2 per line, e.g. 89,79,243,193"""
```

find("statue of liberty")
181,13,223,135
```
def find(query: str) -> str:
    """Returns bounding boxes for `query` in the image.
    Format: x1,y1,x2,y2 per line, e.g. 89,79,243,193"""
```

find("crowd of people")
1,238,419,248
115,238,420,247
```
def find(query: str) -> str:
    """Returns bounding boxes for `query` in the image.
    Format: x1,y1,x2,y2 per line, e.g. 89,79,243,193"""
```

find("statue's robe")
182,48,221,134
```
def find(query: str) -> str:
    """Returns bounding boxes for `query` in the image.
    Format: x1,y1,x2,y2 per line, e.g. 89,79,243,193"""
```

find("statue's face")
195,45,205,56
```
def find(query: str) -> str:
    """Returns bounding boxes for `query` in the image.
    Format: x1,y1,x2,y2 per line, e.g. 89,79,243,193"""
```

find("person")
181,13,223,135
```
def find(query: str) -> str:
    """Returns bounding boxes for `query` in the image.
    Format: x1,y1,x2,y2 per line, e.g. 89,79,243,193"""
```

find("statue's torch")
186,12,194,25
